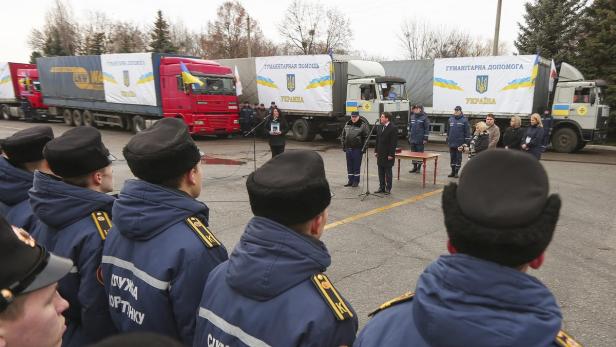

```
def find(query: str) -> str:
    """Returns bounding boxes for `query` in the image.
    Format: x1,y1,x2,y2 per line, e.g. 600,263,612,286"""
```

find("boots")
453,168,459,178
416,163,422,174
448,167,456,177
409,163,418,173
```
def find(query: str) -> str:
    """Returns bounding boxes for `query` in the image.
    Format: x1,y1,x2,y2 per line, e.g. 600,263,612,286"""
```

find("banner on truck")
101,53,157,106
0,62,16,100
433,55,538,114
255,55,333,112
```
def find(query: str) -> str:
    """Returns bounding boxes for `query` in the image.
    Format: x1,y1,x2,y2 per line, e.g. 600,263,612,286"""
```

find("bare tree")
398,18,508,59
29,0,80,56
279,0,352,55
169,20,205,57
81,11,113,55
107,21,148,53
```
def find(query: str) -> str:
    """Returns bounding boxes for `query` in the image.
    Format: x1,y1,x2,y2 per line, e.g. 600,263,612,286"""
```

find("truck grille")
209,116,229,128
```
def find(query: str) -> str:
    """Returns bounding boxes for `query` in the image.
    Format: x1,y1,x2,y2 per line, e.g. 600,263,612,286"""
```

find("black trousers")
271,145,285,158
378,164,393,192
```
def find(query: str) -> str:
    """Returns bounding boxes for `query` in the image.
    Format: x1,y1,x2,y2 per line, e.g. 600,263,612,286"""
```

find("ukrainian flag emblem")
433,77,463,91
287,74,296,92
552,104,569,116
346,101,359,112
257,75,278,89
476,75,488,94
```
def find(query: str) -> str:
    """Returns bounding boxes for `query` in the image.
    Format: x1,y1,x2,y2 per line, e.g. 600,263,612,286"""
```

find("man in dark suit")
374,112,398,194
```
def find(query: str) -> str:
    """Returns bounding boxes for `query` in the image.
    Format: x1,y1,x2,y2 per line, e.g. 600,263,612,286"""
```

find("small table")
395,151,441,188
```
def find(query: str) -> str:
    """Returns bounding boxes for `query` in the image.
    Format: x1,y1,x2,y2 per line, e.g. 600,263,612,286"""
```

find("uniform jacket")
541,115,554,147
503,127,525,150
408,111,430,144
194,216,358,347
102,179,228,345
0,157,36,230
265,116,289,147
469,131,489,157
28,171,117,347
446,114,471,148
354,254,563,347
487,124,501,148
375,123,398,167
524,125,544,158
342,120,369,150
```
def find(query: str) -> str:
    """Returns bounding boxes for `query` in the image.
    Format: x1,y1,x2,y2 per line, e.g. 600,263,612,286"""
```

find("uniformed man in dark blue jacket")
407,104,430,174
29,126,117,347
102,118,228,346
0,126,54,230
354,149,581,347
446,106,471,178
194,150,358,347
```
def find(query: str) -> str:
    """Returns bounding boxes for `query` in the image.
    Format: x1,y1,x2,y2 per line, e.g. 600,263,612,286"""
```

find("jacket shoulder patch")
91,211,112,240
185,216,221,249
311,273,353,321
555,330,583,347
369,292,414,317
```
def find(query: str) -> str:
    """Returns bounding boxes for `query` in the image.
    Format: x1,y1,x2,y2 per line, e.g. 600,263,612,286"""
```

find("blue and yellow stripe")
256,75,278,89
552,104,569,116
501,55,539,91
433,77,463,91
102,72,117,84
137,72,154,85
306,75,333,89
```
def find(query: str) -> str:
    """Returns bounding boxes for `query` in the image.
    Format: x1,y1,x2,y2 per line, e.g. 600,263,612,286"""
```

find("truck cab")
159,57,240,136
345,61,409,135
16,68,50,121
550,63,610,152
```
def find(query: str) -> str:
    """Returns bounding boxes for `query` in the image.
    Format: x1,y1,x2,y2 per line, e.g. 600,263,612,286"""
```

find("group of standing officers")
1,108,580,347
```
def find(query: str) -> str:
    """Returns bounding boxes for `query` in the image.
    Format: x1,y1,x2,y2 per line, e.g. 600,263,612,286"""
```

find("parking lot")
2,121,616,346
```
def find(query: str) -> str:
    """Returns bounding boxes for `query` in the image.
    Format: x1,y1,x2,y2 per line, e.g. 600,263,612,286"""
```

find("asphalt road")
2,121,615,346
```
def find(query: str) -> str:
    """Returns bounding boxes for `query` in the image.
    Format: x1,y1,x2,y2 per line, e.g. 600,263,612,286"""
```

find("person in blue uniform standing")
354,149,582,347
407,104,430,174
0,126,54,231
342,111,369,187
102,118,228,346
522,113,544,160
29,126,117,347
446,106,471,178
193,150,358,347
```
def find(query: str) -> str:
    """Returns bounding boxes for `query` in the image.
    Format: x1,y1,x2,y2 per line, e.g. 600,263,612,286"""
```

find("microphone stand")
244,114,271,172
358,119,382,201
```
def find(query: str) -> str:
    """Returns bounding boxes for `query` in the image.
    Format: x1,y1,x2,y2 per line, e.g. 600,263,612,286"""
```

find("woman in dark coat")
503,116,525,150
462,121,489,159
264,107,289,157
521,113,544,159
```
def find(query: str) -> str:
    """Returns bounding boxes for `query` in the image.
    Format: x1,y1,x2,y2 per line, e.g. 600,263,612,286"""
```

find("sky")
0,0,527,63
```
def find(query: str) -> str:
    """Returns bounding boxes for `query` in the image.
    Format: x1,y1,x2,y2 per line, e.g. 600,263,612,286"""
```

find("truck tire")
63,109,74,126
551,128,578,153
292,119,316,142
72,110,83,126
132,116,145,134
82,110,96,127
1,105,10,120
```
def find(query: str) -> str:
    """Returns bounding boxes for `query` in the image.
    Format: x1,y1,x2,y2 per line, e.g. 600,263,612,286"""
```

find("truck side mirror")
590,93,596,105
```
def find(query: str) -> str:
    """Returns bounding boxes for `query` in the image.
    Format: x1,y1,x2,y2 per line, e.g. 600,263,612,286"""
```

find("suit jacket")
375,123,398,167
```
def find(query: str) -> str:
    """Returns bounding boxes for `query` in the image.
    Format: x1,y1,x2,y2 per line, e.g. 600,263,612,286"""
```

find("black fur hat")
442,149,561,267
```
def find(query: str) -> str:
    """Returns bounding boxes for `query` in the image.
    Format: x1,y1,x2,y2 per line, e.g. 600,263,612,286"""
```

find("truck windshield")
381,83,405,101
191,76,236,96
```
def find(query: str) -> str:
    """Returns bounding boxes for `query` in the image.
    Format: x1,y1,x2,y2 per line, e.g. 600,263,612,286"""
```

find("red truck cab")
159,57,240,136
17,68,49,115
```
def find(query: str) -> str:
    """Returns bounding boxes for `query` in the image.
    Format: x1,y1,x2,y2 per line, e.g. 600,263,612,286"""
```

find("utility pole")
247,15,252,58
493,0,503,56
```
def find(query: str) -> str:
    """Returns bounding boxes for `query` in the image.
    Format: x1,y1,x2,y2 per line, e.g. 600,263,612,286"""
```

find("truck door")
346,83,378,124
570,87,597,131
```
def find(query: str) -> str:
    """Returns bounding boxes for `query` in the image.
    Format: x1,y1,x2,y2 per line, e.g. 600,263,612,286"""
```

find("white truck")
382,55,610,152
218,55,410,141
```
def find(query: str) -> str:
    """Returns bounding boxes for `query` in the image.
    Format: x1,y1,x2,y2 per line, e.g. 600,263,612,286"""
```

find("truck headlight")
233,119,239,124
194,120,204,125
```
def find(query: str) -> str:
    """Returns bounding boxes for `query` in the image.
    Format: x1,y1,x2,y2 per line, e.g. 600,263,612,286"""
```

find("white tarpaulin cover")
255,55,333,112
101,53,157,106
433,55,538,114
0,62,16,100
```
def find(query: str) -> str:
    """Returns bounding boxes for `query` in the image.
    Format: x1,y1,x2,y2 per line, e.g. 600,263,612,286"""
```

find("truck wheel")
63,109,74,126
72,110,83,126
82,110,96,127
132,116,145,134
292,119,316,141
1,105,10,120
551,128,578,153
